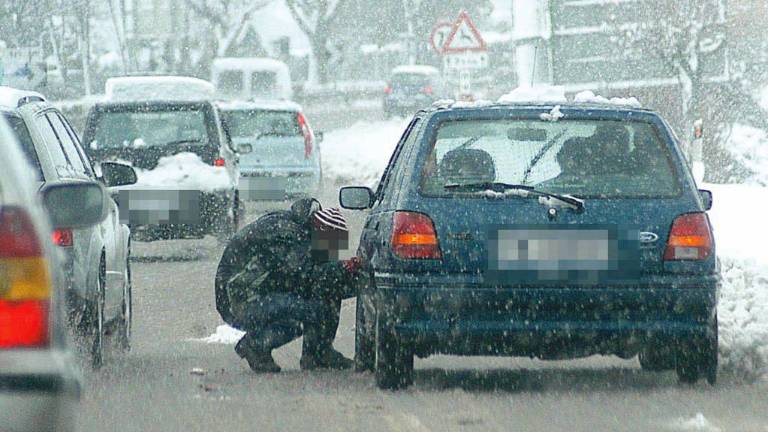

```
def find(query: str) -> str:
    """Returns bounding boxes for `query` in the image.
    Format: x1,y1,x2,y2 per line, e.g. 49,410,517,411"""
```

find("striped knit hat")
312,207,348,232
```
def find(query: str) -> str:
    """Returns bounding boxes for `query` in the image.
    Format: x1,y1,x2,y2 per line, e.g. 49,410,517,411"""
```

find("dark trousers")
236,292,341,357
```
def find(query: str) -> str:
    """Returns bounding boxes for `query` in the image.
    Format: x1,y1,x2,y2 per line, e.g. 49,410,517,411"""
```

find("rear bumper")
0,350,81,432
373,273,718,357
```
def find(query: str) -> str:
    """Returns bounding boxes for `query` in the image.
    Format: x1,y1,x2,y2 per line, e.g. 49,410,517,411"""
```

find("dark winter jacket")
215,201,358,328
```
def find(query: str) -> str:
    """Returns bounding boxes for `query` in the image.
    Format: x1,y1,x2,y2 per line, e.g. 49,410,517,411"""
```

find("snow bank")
719,124,768,186
192,325,244,344
321,119,411,188
128,152,232,192
668,413,721,432
707,183,768,380
573,90,642,108
498,85,567,104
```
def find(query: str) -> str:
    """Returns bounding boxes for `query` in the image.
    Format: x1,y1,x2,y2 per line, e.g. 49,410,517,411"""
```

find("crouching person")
215,198,363,373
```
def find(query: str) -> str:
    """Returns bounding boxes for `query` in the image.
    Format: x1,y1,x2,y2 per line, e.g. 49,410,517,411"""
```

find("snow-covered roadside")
706,183,768,380
320,118,410,187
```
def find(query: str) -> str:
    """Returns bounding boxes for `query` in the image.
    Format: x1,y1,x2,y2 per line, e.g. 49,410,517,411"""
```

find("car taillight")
52,228,73,247
422,85,433,95
0,206,51,348
663,212,713,261
391,211,441,260
384,85,393,94
297,112,313,159
213,158,226,167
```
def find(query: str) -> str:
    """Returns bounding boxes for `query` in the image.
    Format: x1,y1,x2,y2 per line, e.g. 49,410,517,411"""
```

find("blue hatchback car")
340,102,719,389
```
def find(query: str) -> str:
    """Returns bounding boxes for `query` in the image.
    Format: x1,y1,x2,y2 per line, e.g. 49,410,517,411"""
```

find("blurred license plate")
118,190,201,225
486,225,640,283
493,229,612,271
240,176,288,200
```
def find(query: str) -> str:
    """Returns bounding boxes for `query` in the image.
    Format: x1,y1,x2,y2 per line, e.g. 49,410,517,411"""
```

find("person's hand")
343,256,362,273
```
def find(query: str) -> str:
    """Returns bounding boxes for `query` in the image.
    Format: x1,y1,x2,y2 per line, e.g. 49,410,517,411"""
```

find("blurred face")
310,229,349,262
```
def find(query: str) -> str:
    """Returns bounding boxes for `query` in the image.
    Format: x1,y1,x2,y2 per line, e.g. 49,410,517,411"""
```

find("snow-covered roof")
497,85,568,104
217,99,302,112
211,57,289,74
573,90,642,108
0,86,46,108
105,76,215,102
391,65,440,76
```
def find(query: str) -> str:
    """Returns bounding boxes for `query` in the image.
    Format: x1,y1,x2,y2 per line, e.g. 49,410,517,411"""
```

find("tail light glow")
213,158,226,167
391,211,441,260
384,85,393,94
297,112,314,159
664,212,713,260
422,85,433,95
0,206,51,349
52,228,73,247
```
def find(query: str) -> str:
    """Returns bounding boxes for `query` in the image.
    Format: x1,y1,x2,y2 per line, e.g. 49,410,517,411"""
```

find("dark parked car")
1,88,137,368
81,99,241,241
341,101,719,389
383,65,446,118
0,100,115,431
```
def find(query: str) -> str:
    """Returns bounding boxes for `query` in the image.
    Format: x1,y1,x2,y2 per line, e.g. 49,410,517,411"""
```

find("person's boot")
235,338,281,373
300,347,353,371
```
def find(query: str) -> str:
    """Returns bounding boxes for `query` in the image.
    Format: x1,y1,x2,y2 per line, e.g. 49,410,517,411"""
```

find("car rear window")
2,113,44,180
221,109,299,139
420,118,681,198
391,73,431,87
89,106,211,149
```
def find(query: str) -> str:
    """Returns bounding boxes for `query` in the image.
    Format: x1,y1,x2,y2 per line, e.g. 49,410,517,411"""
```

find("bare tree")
185,0,274,73
619,0,727,130
285,0,348,84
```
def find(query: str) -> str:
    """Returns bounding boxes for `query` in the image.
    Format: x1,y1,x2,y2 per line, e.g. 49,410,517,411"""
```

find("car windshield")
90,107,210,149
420,119,680,198
222,109,299,139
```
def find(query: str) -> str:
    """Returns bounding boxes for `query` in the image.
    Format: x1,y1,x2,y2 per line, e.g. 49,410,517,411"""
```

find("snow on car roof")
0,86,46,108
105,76,215,102
497,85,568,104
216,98,302,112
391,65,440,76
211,57,290,73
573,90,642,108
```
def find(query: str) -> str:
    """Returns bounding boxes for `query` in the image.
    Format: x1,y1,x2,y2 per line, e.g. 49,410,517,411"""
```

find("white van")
211,57,292,101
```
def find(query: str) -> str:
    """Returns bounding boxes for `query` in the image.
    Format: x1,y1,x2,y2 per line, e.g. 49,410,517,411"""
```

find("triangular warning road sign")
442,11,487,53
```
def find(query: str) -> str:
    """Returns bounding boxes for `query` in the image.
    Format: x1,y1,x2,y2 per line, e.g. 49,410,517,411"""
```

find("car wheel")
117,258,132,352
676,316,718,385
354,295,374,372
374,313,413,390
89,262,106,369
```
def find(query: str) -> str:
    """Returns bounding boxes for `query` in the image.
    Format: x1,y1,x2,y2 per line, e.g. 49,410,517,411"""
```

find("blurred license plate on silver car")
240,176,288,200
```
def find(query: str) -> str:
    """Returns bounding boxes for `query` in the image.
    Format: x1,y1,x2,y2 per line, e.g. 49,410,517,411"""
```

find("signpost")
437,11,488,101
430,22,453,55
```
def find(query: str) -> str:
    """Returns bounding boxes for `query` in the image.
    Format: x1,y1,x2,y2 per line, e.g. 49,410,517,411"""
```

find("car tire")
676,316,718,385
116,258,132,353
354,295,374,372
374,313,413,390
89,260,106,369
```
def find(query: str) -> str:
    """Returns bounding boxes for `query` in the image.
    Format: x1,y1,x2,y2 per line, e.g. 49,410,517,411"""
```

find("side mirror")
101,162,137,187
316,131,324,143
339,186,373,210
699,189,713,210
237,143,253,154
41,181,109,229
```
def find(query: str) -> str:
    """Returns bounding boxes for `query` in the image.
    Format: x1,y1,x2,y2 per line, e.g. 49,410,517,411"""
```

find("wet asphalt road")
75,192,768,432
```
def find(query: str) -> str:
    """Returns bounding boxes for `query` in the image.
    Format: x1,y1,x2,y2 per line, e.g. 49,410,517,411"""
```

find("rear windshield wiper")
444,182,585,211
163,139,206,146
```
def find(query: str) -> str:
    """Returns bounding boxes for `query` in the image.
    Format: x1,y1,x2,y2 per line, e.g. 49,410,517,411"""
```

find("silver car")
217,100,323,201
0,109,113,431
1,88,137,368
